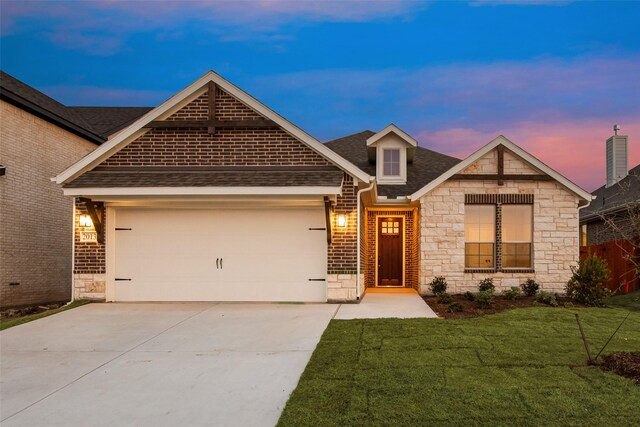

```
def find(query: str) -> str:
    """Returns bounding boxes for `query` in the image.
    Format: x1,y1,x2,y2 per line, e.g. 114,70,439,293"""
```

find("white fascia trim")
366,123,417,147
55,71,370,185
409,135,592,201
63,186,343,197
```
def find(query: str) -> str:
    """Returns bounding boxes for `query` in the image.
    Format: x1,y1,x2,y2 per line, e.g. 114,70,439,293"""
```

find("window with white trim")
464,205,495,269
383,149,400,176
501,205,532,268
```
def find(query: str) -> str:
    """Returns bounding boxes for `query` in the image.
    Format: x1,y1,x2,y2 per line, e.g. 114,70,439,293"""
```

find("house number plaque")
80,231,98,243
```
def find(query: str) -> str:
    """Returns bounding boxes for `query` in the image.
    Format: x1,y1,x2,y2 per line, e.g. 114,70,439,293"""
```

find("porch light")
337,214,347,228
79,214,93,228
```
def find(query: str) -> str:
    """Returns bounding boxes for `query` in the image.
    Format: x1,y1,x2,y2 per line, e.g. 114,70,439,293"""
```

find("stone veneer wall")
419,179,581,294
0,100,97,308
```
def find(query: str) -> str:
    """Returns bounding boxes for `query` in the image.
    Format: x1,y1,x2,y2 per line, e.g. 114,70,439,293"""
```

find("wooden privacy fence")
580,239,639,294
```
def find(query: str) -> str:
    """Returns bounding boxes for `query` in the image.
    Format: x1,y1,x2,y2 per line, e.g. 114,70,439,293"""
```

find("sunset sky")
2,0,639,191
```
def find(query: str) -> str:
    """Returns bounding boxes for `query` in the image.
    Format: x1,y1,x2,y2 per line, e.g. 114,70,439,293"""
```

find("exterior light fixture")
79,214,93,228
337,214,347,228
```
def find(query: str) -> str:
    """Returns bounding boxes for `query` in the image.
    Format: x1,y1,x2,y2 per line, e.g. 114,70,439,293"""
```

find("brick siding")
102,88,330,167
0,101,96,308
328,174,358,274
73,200,105,274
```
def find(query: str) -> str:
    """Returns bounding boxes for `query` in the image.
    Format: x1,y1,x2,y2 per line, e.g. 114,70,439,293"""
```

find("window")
502,205,532,268
580,224,587,246
381,220,400,235
465,205,495,268
383,149,400,176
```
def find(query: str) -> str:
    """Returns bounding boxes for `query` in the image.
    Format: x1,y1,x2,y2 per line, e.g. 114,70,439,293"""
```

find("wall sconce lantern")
336,214,347,228
79,214,93,228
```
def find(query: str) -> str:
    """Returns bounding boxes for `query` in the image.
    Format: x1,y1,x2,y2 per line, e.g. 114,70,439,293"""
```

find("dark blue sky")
2,1,639,190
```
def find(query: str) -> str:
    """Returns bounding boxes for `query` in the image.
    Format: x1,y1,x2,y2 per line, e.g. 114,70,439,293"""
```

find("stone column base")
327,273,364,303
74,274,106,301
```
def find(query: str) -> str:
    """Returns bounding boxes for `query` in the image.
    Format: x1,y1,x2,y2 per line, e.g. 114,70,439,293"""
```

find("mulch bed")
0,302,66,321
600,352,640,384
423,294,580,319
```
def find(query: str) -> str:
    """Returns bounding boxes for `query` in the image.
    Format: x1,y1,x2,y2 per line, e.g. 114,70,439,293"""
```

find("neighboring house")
0,71,150,308
579,129,639,292
54,71,592,303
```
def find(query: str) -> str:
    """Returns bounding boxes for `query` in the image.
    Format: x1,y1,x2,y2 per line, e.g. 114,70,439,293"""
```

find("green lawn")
607,290,640,311
278,307,640,427
0,300,89,331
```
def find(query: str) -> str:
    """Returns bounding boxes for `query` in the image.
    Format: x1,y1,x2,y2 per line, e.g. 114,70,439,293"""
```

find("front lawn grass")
0,300,89,331
607,290,640,311
278,307,640,426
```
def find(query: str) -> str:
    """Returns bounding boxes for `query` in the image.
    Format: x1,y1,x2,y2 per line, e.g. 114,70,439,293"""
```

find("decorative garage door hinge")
115,228,132,231
308,227,326,230
115,278,131,281
308,278,326,282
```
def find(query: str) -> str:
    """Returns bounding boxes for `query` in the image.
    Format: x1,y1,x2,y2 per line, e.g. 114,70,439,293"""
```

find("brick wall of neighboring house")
101,89,331,167
586,214,638,246
419,148,581,294
0,100,96,308
364,209,419,290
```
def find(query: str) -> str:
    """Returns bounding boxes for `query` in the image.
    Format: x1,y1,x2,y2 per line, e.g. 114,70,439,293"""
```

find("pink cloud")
416,119,640,192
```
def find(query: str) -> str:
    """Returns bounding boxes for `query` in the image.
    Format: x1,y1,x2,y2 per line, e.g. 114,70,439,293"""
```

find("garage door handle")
216,258,219,269
220,258,223,269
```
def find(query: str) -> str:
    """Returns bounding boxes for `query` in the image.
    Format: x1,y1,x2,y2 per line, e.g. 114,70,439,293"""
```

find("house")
579,128,639,292
54,71,592,303
0,71,150,308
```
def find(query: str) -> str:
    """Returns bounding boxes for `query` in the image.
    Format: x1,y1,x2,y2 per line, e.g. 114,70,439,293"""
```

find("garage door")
112,207,327,302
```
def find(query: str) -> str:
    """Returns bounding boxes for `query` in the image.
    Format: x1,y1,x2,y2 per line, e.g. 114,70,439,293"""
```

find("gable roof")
366,123,417,147
580,163,640,221
54,71,371,185
70,107,152,137
325,130,461,197
0,71,103,144
409,135,593,202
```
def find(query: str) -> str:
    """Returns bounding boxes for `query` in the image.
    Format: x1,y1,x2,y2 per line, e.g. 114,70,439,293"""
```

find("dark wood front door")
378,217,403,287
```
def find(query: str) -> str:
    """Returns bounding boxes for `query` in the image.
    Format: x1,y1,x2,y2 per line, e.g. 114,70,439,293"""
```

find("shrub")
476,290,494,307
464,291,475,301
520,279,540,297
437,293,453,304
478,278,495,292
535,291,559,307
502,287,521,300
565,255,611,306
428,276,448,295
447,302,464,313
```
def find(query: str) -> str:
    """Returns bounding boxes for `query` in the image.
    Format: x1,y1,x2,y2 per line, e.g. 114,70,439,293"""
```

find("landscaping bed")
0,300,89,330
600,351,640,384
423,294,581,319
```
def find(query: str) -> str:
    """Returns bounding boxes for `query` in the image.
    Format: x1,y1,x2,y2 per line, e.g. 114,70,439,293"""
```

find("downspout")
577,196,596,246
356,178,376,301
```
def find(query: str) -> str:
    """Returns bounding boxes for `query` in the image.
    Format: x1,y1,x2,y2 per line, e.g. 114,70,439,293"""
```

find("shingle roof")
0,71,103,143
1,71,151,141
70,107,152,137
580,164,640,221
63,166,344,188
325,130,461,197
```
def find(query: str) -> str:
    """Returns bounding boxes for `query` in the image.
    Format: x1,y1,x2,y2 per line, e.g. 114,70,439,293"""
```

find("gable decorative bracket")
78,197,105,244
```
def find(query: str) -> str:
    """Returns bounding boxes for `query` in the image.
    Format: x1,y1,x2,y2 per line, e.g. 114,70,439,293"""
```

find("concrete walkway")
334,289,438,319
0,303,337,427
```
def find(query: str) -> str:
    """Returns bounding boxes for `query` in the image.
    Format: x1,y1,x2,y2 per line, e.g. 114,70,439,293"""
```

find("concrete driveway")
0,303,337,427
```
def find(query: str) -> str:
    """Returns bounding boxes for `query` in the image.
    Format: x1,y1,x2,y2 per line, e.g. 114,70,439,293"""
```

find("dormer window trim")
367,124,416,185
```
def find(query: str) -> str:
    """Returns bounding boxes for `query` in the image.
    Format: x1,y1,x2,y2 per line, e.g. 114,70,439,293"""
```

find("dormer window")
367,124,417,185
383,149,400,176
